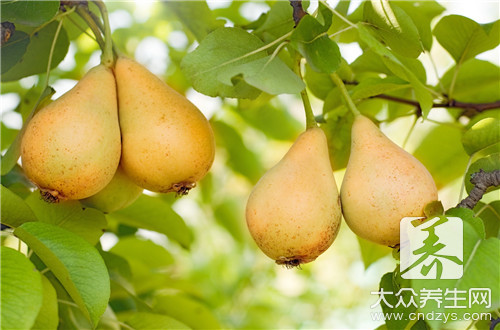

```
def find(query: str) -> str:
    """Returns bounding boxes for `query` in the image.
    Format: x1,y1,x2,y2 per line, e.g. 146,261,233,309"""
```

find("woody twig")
457,170,500,209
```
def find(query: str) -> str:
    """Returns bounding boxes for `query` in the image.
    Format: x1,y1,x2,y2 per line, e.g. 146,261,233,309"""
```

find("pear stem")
293,56,317,129
76,7,105,51
301,88,317,129
331,72,360,116
45,19,64,87
93,0,114,67
87,9,124,58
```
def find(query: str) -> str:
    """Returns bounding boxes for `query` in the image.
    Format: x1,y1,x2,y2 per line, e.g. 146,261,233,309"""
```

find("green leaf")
378,272,416,330
291,4,340,74
1,21,69,82
358,237,391,269
14,222,110,327
351,50,392,77
1,185,37,228
440,59,500,103
110,236,174,272
395,1,445,51
410,219,500,328
124,312,190,330
253,1,294,42
304,63,335,100
350,76,409,100
455,237,500,308
434,15,500,63
386,88,418,121
100,250,133,282
1,123,18,150
357,23,432,117
110,195,193,248
322,101,353,170
165,1,224,42
464,153,500,194
291,10,330,40
474,201,500,238
363,0,423,58
0,165,33,198
1,30,30,74
32,275,58,330
181,27,265,98
295,35,341,74
1,1,59,26
424,200,444,218
213,199,247,243
236,99,302,141
212,120,264,183
217,55,304,95
413,124,469,188
328,0,358,43
25,192,107,246
0,246,43,330
153,293,221,329
462,118,500,156
446,207,485,238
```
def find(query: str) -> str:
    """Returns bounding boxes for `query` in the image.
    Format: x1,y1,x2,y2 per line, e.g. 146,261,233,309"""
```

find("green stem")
75,7,105,50
320,0,357,28
331,72,360,116
44,19,64,88
88,10,124,57
301,87,317,129
293,55,317,129
448,64,461,102
93,0,113,67
402,115,417,149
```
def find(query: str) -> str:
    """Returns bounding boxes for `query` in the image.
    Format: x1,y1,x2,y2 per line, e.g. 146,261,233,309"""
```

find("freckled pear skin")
114,57,215,193
21,65,121,201
246,128,342,266
81,166,143,213
340,115,438,246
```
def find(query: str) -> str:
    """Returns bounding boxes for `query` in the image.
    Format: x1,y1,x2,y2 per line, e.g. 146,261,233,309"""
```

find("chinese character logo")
400,216,463,279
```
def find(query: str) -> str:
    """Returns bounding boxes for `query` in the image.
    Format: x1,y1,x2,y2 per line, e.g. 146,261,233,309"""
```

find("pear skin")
246,128,342,267
114,57,215,194
340,115,438,246
81,166,143,213
21,65,121,201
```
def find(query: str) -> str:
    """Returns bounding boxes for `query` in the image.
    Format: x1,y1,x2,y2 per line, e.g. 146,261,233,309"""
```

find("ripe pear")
114,57,215,194
246,128,342,267
340,115,438,247
81,166,143,213
21,65,121,201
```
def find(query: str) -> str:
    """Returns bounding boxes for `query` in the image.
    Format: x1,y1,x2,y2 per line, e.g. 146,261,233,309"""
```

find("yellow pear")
340,115,439,246
114,57,215,194
21,65,121,201
246,128,342,267
81,166,143,213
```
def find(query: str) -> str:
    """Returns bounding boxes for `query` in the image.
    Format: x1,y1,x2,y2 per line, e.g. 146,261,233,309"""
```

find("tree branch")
374,94,500,114
457,170,500,209
342,80,500,117
289,0,307,27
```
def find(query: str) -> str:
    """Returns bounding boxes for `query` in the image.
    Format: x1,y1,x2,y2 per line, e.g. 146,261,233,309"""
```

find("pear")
81,166,143,213
114,57,215,194
246,128,342,267
21,65,121,201
340,115,439,247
